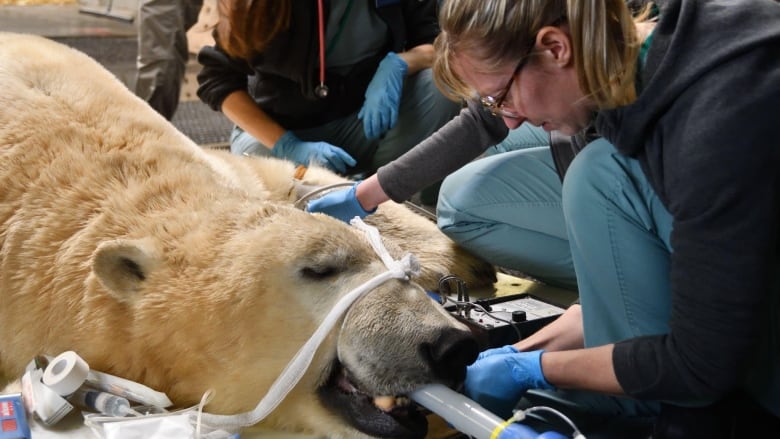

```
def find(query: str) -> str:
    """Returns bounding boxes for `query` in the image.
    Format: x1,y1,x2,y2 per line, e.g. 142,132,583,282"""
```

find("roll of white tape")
42,351,90,396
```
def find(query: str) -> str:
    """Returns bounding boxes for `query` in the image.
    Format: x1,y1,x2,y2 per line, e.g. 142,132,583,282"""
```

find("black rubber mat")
48,36,231,146
171,101,232,147
50,35,136,66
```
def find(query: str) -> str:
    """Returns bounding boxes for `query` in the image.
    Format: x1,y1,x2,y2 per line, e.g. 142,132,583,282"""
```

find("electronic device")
432,275,569,348
446,293,567,349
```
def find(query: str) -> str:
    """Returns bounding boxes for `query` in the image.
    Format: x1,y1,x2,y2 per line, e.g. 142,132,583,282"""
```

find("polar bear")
0,33,497,438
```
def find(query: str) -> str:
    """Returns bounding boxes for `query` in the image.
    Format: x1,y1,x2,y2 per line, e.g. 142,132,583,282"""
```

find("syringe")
70,387,137,417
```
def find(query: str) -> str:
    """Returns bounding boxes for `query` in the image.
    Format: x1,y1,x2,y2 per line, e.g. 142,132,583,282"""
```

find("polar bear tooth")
395,396,411,407
373,395,397,411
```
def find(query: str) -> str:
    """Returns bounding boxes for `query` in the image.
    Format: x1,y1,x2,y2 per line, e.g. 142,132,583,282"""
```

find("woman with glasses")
308,0,780,436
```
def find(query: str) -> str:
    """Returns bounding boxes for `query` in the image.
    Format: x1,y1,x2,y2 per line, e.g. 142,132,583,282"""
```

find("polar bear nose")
423,327,480,384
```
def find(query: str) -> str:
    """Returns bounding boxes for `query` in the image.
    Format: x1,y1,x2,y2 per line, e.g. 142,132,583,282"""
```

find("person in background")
307,0,780,436
196,0,460,183
134,0,204,120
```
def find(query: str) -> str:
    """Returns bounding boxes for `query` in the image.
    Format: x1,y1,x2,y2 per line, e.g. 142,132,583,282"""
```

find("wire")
194,389,216,439
512,406,586,439
293,182,355,210
402,200,437,221
436,274,524,342
438,295,524,342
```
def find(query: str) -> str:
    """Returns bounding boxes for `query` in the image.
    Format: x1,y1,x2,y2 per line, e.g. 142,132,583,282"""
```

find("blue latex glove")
305,182,376,223
476,345,522,360
464,347,555,418
358,52,408,140
272,131,356,174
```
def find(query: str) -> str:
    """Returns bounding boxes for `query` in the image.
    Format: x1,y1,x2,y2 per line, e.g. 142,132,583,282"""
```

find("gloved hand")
305,182,376,223
358,52,408,140
464,347,554,418
475,344,523,360
272,131,356,174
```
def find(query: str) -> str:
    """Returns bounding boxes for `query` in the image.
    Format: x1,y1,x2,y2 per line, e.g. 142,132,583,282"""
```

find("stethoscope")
314,0,357,98
315,0,329,98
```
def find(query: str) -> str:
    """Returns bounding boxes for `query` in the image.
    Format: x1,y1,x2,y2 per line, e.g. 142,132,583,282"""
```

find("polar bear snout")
420,326,479,385
322,298,478,439
336,282,479,395
318,317,478,439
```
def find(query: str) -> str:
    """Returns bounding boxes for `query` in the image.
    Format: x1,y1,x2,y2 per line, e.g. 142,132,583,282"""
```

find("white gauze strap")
195,217,419,431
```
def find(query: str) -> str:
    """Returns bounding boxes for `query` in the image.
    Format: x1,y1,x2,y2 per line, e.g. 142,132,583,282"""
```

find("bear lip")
317,361,428,439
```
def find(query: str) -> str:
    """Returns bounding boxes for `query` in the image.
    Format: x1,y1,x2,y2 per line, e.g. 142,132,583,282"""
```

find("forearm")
397,44,434,75
515,305,624,395
543,345,624,395
376,102,500,203
514,304,584,352
221,90,286,149
354,175,390,212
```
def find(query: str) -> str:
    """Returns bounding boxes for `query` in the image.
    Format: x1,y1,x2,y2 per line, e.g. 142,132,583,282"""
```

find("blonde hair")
434,0,652,109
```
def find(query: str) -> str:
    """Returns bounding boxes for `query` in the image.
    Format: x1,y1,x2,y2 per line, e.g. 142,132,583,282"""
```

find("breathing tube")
410,384,579,439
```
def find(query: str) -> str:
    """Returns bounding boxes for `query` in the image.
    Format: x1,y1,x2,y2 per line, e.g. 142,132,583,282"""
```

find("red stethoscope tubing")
315,0,328,97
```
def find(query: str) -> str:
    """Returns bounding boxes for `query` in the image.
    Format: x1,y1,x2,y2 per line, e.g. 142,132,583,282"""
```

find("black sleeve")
401,0,440,48
196,44,253,112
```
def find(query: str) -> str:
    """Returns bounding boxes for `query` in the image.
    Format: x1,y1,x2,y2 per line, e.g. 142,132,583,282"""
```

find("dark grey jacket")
603,0,780,412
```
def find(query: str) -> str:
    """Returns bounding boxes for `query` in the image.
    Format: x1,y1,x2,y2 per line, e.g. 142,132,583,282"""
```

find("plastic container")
70,387,133,417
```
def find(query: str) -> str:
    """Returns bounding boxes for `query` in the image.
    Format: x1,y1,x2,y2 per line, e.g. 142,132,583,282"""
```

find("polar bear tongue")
318,364,428,439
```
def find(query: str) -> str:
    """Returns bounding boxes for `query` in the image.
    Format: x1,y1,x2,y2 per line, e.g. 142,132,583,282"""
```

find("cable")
402,200,437,221
438,295,524,342
436,274,524,342
512,406,586,439
293,182,355,210
194,389,216,439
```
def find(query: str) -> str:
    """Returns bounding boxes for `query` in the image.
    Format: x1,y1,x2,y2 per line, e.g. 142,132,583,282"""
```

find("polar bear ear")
93,238,161,299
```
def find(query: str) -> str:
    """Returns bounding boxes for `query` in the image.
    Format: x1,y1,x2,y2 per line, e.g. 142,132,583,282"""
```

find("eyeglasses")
479,54,531,119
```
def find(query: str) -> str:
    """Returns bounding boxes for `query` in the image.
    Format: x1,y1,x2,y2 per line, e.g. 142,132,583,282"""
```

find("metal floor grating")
170,101,232,147
50,36,136,66
48,35,231,147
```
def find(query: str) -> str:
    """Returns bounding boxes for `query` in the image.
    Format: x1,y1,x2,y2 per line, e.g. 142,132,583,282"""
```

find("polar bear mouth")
317,362,428,439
